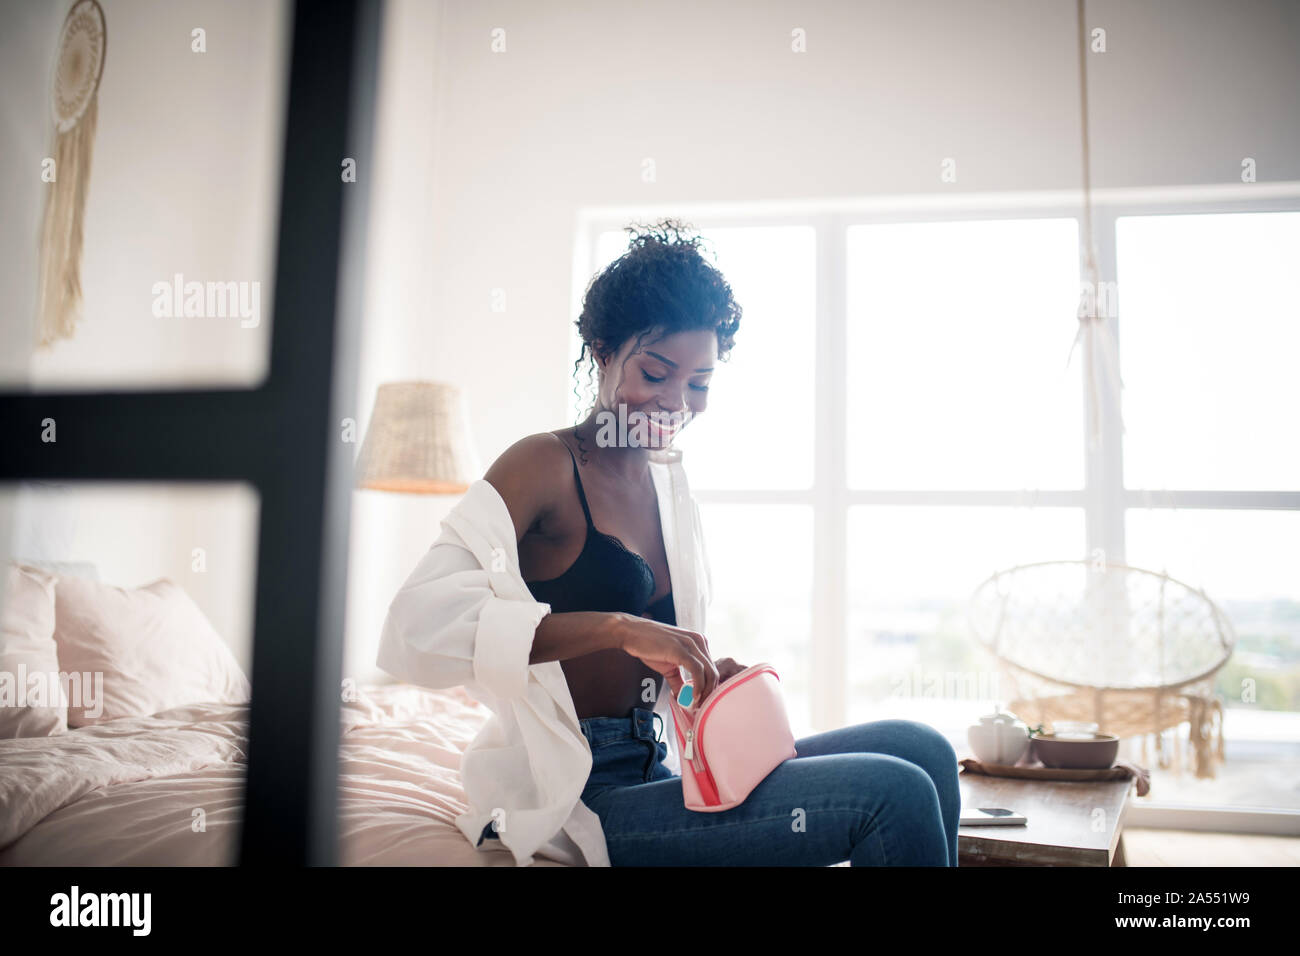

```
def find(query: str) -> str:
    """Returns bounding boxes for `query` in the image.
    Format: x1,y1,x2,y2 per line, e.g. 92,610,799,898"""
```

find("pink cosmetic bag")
668,662,797,812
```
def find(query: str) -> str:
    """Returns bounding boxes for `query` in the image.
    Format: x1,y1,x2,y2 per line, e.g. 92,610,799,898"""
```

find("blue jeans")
577,706,960,866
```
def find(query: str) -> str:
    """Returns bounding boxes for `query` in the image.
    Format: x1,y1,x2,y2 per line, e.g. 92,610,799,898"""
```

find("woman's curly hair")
572,217,742,418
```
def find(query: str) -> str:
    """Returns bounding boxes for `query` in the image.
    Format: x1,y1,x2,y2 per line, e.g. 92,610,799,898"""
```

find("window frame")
577,182,1300,829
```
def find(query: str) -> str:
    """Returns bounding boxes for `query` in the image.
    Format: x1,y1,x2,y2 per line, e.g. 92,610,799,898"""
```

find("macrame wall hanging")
36,0,107,349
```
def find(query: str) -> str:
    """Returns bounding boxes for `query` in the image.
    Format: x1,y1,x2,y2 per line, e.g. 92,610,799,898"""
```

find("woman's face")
594,327,717,448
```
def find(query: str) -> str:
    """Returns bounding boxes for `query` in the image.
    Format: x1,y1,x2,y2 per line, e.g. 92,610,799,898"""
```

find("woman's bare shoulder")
482,430,573,540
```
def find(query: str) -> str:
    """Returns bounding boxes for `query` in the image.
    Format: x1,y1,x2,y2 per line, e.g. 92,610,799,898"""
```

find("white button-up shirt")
376,445,712,866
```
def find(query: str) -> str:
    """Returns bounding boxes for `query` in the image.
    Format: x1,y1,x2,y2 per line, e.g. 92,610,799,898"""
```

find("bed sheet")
0,683,569,866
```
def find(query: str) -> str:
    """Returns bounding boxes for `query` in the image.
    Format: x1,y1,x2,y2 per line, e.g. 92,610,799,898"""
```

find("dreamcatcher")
36,0,107,348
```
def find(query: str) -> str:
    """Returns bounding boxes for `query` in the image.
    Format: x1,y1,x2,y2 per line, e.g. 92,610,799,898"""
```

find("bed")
0,559,569,866
0,679,569,866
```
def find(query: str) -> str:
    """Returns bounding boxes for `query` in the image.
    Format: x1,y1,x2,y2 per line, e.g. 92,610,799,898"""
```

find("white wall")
343,0,1300,682
346,0,449,685
4,0,1298,687
0,0,288,388
1,481,259,674
1,0,287,673
360,0,1300,455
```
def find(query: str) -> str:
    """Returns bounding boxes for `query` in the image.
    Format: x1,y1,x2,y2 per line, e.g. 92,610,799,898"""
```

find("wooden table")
957,771,1134,866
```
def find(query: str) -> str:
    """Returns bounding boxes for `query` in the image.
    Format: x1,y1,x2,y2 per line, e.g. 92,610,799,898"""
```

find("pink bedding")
0,683,569,866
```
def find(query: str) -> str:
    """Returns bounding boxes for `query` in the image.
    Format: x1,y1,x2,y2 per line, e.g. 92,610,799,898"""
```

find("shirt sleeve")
376,537,552,710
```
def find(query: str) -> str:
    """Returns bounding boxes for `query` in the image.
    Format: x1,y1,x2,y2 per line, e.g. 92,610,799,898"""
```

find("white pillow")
52,576,251,726
0,563,68,737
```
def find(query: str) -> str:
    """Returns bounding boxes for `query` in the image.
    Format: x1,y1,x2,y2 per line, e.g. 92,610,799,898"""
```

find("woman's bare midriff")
561,648,666,720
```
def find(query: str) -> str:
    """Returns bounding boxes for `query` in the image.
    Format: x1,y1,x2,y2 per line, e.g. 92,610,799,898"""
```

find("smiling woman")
568,218,740,454
502,218,744,721
436,217,956,865
373,217,964,865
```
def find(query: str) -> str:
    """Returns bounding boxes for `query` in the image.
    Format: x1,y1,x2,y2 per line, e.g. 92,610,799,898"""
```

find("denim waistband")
579,706,664,746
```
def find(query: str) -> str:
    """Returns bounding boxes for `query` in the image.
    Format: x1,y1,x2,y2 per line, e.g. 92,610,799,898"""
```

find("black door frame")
0,0,384,866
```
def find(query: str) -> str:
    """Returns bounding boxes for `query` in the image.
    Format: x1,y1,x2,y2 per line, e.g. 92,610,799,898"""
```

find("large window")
1115,210,1300,813
578,192,1300,820
846,217,1082,490
1118,212,1300,490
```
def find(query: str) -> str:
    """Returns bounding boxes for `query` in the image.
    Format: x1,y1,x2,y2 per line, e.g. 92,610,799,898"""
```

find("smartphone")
959,806,1027,827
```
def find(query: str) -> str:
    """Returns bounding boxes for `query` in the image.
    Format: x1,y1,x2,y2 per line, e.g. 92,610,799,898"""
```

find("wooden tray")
960,757,1150,796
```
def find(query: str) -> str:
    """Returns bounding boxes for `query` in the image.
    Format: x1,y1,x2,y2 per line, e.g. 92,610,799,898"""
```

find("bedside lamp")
354,381,480,494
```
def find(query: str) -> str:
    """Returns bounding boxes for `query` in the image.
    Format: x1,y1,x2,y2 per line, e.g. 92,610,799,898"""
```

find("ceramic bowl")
1031,732,1119,769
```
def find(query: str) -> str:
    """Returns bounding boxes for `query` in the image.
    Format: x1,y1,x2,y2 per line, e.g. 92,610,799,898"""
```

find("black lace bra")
524,439,675,625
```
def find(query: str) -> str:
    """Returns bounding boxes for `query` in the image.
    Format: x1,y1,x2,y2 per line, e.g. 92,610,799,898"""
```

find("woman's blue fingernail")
677,685,693,707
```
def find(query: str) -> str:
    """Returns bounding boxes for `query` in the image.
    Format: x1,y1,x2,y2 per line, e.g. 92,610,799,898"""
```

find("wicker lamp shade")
354,382,480,494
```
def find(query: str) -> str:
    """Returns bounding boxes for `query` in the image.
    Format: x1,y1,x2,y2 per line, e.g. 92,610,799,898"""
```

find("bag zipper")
673,663,780,805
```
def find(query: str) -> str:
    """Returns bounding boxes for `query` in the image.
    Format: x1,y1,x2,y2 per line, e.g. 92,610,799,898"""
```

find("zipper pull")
684,729,694,760
677,666,694,707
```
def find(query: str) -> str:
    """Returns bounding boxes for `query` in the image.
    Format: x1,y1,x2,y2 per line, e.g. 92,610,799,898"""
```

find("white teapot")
967,709,1030,766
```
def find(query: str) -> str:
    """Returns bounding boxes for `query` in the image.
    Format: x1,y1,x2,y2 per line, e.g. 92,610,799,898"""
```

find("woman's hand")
617,613,718,707
714,657,747,684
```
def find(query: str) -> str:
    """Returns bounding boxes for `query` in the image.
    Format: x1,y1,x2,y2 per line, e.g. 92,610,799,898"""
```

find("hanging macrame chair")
960,8,1237,783
967,560,1234,778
